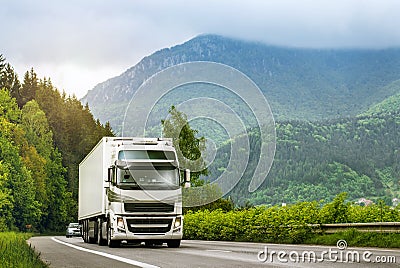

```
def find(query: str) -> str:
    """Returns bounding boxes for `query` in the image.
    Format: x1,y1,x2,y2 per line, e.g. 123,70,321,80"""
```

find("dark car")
66,223,81,238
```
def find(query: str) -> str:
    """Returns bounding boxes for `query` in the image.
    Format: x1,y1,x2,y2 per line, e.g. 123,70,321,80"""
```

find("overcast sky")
2,0,400,98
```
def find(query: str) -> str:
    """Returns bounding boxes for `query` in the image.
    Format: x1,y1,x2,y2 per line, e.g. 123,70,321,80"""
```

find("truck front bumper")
110,216,183,241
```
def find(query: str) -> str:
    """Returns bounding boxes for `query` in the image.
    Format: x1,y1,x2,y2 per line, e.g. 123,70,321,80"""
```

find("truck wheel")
97,220,106,246
88,221,97,244
167,240,181,248
107,222,119,248
85,220,90,243
82,221,88,243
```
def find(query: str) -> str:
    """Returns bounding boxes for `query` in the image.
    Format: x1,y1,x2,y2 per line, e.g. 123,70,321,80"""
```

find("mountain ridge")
82,34,400,132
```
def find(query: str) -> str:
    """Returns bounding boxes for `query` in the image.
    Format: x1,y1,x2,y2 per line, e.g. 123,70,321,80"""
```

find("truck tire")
88,220,96,244
88,234,96,244
85,220,90,243
82,220,88,243
107,222,119,248
167,240,181,248
97,219,106,246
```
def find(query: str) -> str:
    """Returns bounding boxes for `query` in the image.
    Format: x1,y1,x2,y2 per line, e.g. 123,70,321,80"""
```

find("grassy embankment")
305,229,400,248
0,232,47,268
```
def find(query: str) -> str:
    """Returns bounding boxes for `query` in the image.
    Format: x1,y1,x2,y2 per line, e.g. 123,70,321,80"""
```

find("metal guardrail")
253,222,400,233
315,222,400,233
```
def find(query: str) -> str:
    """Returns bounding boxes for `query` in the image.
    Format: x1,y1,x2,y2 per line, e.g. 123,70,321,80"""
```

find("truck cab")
79,137,186,248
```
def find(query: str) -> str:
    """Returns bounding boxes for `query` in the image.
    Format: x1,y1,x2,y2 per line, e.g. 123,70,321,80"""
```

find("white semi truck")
78,137,188,248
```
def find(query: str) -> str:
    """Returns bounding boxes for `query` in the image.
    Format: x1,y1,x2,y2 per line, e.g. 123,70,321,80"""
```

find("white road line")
51,237,159,268
205,249,232,253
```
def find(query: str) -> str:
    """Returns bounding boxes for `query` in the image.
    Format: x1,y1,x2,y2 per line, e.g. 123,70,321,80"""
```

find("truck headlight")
117,217,125,229
174,217,182,228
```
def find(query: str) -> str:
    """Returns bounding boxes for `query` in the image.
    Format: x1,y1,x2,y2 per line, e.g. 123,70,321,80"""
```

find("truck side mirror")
183,169,191,188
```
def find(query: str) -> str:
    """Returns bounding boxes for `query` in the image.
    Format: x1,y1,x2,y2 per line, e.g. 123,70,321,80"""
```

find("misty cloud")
2,0,400,97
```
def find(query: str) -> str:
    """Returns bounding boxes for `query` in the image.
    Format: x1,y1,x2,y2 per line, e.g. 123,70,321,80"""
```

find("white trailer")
78,137,187,248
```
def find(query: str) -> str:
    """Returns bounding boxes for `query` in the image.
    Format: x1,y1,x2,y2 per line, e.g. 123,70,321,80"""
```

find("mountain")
82,34,400,133
80,35,400,206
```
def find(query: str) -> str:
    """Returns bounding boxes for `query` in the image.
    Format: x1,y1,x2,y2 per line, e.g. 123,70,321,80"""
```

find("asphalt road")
28,236,400,268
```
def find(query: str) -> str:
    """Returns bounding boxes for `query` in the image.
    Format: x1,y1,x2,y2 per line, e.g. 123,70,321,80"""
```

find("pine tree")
0,61,21,100
19,68,39,107
0,54,6,77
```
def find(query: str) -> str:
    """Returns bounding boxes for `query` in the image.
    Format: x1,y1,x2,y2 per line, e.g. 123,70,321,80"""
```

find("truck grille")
124,202,174,213
126,219,172,234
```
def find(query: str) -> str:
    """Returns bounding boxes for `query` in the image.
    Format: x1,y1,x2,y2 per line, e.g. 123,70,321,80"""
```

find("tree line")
0,55,113,232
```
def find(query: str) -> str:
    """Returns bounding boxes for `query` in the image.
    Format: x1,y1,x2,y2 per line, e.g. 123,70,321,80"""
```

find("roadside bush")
184,201,321,243
184,193,400,244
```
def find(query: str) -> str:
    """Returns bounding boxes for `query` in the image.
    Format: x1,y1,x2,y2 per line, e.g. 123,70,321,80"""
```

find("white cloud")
2,0,400,98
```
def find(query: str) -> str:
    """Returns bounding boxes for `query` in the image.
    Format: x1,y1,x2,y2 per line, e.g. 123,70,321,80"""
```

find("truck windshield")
117,163,180,190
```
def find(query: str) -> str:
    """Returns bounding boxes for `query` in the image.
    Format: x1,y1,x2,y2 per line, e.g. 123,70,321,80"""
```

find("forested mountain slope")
83,34,400,132
213,103,400,205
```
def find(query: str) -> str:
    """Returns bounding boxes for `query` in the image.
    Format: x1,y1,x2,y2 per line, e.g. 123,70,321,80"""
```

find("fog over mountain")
82,34,400,133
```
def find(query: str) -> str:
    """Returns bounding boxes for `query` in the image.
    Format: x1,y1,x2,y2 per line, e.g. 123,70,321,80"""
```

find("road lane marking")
51,237,159,268
205,249,232,253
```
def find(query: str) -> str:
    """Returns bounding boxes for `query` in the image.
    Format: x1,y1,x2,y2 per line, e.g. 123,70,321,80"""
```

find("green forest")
0,55,113,232
210,98,400,206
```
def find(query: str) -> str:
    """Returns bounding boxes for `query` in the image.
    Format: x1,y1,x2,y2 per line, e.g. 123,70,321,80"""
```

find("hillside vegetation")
0,55,113,232
210,106,400,205
362,80,400,116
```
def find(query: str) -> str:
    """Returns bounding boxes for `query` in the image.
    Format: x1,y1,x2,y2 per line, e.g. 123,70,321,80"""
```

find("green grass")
0,232,48,268
305,229,400,248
